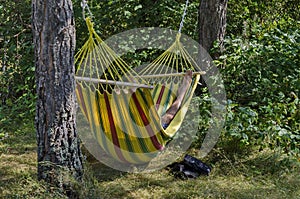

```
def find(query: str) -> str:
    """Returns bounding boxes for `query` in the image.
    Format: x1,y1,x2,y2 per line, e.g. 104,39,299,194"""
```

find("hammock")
75,13,205,164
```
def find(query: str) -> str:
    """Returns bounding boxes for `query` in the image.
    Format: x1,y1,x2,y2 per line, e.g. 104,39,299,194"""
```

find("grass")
1,122,300,199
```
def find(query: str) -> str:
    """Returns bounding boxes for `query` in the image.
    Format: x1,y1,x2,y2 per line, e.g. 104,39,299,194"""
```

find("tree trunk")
198,0,228,55
32,0,83,192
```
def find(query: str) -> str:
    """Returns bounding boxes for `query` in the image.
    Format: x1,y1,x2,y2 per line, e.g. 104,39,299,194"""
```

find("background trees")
0,0,34,128
198,0,228,54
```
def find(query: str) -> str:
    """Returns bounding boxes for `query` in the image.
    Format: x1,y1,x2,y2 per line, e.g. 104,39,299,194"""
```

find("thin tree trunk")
32,0,83,193
198,0,228,55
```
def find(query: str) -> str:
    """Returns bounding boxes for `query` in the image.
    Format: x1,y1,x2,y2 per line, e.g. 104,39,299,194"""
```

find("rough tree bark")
198,0,228,54
32,0,83,192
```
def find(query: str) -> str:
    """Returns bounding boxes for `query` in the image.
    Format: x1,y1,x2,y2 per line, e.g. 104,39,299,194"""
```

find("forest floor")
1,122,300,199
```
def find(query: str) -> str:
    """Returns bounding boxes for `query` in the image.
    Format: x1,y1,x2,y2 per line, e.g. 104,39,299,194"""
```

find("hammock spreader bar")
75,76,154,89
138,71,206,79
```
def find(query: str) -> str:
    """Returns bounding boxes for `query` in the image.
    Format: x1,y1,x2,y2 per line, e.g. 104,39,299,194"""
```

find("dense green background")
0,0,299,157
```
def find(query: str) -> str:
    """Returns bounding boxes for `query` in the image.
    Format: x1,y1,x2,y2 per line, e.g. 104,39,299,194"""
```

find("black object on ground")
168,155,211,180
183,154,211,175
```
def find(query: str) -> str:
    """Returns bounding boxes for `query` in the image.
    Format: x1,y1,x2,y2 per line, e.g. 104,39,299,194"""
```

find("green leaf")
134,5,142,11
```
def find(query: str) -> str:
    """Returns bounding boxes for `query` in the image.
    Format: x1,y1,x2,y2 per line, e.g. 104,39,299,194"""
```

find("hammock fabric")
75,17,204,164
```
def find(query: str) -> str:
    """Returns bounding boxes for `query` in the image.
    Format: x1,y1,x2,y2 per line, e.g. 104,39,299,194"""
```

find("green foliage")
73,0,200,80
0,0,35,130
74,0,199,53
227,0,300,36
80,0,198,36
217,13,300,156
225,101,258,145
1,0,299,158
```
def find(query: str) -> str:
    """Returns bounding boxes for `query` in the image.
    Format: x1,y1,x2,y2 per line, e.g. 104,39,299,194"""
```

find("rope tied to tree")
178,0,189,33
81,0,93,19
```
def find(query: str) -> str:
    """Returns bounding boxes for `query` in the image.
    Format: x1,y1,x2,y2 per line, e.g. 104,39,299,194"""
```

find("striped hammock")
75,17,204,164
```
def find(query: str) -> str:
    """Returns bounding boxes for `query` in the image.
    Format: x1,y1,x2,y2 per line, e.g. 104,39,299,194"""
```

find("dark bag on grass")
168,155,211,179
183,154,211,176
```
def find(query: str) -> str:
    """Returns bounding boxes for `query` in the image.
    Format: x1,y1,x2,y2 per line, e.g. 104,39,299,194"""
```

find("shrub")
217,17,300,156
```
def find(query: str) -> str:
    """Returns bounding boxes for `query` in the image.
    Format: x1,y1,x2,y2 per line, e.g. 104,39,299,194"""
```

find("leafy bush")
227,0,300,36
0,1,35,131
217,17,300,156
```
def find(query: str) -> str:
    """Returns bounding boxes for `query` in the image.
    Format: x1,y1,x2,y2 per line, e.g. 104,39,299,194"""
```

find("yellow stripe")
96,92,121,161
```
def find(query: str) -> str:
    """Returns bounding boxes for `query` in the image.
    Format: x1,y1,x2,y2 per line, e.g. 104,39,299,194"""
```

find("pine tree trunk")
198,0,228,54
32,0,83,192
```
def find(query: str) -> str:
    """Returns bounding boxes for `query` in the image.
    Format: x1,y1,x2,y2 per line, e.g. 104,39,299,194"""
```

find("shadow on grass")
1,120,299,199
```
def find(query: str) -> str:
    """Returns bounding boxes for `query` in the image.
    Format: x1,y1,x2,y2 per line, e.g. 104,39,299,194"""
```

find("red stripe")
76,83,89,122
156,85,165,109
132,92,163,150
103,92,127,162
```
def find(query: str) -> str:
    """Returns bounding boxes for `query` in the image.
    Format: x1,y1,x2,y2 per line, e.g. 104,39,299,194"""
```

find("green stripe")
151,83,159,99
140,88,169,142
112,91,145,163
112,91,134,152
162,82,175,115
133,88,163,159
128,89,152,153
182,76,198,105
136,88,165,146
85,87,97,138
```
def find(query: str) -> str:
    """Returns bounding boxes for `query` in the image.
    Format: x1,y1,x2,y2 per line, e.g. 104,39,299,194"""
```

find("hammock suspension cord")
81,0,93,19
178,0,189,33
77,0,205,89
